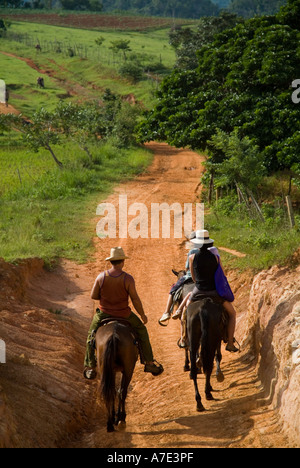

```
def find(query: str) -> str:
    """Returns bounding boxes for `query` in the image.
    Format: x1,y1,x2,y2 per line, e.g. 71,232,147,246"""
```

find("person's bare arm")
91,273,104,300
127,278,148,324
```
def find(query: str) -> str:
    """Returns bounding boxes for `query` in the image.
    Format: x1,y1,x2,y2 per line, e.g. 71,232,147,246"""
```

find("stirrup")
158,313,171,327
177,338,188,349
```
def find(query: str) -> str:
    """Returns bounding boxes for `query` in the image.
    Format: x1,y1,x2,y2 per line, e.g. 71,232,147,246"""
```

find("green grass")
0,140,153,263
0,19,163,263
0,51,70,115
205,199,300,272
0,20,176,113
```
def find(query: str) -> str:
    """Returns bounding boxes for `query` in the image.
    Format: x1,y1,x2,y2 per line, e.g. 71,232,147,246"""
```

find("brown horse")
96,321,138,432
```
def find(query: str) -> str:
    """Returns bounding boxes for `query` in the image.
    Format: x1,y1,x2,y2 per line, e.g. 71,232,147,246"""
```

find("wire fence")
0,160,50,195
3,30,163,90
5,30,164,81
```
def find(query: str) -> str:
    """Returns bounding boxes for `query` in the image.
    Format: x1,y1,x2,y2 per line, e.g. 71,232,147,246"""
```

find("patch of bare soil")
0,143,297,448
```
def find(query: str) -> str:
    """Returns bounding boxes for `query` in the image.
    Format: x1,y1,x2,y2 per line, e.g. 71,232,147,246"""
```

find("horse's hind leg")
190,348,205,412
215,343,225,383
107,403,116,433
205,371,214,401
117,372,132,431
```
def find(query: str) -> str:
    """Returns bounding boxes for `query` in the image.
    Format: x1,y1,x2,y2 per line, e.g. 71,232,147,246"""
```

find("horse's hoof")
206,393,214,401
107,425,115,433
118,421,127,431
197,404,205,412
216,371,225,383
184,365,190,372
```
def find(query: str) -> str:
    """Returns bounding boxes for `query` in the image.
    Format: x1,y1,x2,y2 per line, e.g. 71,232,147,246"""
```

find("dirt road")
0,142,289,448
65,142,288,448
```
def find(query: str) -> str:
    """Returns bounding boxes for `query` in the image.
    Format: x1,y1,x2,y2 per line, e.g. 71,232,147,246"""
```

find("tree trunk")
46,144,63,169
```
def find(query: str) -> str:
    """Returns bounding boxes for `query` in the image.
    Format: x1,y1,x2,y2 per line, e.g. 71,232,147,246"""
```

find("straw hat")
190,230,214,246
105,247,129,262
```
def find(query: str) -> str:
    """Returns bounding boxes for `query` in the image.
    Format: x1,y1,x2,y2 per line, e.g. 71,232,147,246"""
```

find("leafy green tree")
137,0,300,175
0,111,63,168
23,109,64,169
109,40,131,61
169,11,243,70
95,36,105,47
228,0,287,18
207,129,266,192
119,62,143,83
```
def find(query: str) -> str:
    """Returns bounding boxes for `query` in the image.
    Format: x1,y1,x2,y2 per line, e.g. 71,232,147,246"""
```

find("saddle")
97,317,145,364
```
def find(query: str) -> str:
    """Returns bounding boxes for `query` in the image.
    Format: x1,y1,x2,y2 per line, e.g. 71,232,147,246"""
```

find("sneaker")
158,312,171,326
144,361,164,376
172,308,183,320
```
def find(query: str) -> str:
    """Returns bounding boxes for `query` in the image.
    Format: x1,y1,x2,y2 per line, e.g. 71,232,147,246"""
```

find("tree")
23,109,63,168
207,129,266,193
95,36,105,47
109,40,131,61
0,111,63,168
60,0,103,10
228,0,287,18
137,1,300,174
169,11,244,70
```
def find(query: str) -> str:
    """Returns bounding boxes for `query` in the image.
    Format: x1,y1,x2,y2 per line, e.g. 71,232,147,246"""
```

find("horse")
187,297,227,412
95,320,138,432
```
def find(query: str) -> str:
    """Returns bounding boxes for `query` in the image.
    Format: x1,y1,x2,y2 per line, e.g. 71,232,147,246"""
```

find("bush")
119,62,143,83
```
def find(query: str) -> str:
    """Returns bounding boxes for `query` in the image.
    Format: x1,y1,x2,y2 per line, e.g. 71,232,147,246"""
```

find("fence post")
17,168,22,185
286,195,295,228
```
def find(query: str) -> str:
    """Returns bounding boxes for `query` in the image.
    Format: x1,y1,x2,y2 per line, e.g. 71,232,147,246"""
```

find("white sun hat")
190,230,214,246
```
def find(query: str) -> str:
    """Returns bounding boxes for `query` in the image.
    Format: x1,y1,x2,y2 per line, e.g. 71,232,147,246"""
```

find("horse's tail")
200,306,220,376
100,330,118,407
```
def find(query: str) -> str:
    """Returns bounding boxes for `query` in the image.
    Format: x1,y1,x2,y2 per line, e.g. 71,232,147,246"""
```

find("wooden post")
17,168,22,185
286,195,295,228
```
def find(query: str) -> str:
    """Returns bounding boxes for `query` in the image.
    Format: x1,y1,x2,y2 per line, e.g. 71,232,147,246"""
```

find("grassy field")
0,139,153,263
0,16,299,269
0,19,176,114
0,17,169,262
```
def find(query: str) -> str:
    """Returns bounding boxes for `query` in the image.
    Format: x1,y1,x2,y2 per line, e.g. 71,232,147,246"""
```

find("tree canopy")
137,0,300,176
228,0,287,18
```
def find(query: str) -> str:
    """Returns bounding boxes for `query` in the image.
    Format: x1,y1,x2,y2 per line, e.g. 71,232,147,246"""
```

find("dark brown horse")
96,321,138,432
187,298,226,412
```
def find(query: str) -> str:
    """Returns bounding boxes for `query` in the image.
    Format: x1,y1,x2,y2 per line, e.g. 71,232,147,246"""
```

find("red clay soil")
0,142,290,448
1,13,185,31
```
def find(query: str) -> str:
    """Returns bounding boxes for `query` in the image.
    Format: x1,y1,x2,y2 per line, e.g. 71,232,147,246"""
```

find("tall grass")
0,140,153,263
205,195,300,271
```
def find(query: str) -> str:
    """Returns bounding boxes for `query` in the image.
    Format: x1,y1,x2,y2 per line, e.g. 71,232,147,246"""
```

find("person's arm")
127,277,148,324
189,254,196,282
91,273,104,300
